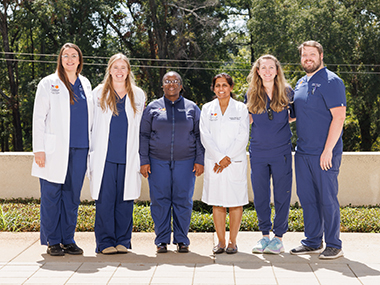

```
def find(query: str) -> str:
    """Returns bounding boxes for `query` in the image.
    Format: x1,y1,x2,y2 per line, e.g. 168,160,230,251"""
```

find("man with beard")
290,40,346,259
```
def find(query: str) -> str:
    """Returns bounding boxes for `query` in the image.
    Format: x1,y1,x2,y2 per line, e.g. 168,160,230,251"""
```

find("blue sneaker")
252,236,270,254
264,237,284,254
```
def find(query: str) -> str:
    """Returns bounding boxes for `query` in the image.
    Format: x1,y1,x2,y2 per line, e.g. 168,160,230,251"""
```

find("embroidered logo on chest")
51,85,60,94
210,113,218,121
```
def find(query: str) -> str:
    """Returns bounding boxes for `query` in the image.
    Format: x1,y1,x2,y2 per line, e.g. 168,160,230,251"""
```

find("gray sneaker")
319,247,343,259
290,243,323,255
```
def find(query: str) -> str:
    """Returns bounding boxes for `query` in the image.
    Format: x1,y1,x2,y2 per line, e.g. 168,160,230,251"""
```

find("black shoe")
63,243,83,255
290,243,323,255
319,247,343,259
156,243,167,253
47,244,65,256
177,243,189,253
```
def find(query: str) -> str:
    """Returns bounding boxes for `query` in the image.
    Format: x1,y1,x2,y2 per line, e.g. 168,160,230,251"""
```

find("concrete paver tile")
150,277,193,284
71,271,116,278
193,276,235,284
235,277,277,285
235,271,276,278
31,270,76,278
0,270,35,278
194,263,234,272
356,277,380,285
0,277,29,284
113,263,156,277
156,263,195,270
66,276,112,284
77,262,119,272
317,279,362,285
348,262,380,279
276,277,320,285
23,277,68,284
41,262,82,271
108,277,151,285
311,263,356,277
0,265,40,272
153,270,194,277
194,271,235,278
113,270,155,278
0,232,40,263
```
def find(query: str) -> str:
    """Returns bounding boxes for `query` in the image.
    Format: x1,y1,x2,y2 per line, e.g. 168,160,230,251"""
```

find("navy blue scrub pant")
295,153,342,249
250,153,292,237
148,157,195,245
95,161,134,253
40,147,88,246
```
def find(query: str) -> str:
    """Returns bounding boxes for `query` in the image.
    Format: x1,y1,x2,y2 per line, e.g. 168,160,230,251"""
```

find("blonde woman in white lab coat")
200,73,249,254
89,53,145,254
32,43,93,256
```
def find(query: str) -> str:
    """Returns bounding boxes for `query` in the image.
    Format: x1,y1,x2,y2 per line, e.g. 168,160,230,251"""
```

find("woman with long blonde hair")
246,54,294,255
89,53,146,254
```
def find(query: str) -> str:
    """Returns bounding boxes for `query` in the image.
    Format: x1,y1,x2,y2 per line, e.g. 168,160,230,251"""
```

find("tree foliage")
0,0,379,151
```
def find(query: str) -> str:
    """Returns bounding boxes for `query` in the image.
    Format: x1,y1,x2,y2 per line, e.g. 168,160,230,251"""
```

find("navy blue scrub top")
69,77,89,148
106,94,128,164
245,88,294,157
292,68,346,156
249,98,292,157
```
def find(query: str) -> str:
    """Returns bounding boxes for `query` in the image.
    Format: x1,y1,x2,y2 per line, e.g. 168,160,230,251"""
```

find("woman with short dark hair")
139,71,204,253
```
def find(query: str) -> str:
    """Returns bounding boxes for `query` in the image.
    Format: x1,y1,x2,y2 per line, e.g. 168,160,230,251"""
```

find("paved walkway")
0,231,379,284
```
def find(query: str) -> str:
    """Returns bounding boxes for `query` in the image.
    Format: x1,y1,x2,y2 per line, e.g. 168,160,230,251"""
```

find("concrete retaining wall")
0,152,379,206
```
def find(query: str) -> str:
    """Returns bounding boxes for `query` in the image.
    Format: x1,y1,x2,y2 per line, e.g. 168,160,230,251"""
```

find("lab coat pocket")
44,133,56,154
228,160,247,184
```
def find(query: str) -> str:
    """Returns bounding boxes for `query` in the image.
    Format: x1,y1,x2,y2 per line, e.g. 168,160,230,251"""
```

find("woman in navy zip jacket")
139,71,204,253
246,55,294,255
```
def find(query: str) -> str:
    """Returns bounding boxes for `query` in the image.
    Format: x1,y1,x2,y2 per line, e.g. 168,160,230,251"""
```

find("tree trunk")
0,5,23,151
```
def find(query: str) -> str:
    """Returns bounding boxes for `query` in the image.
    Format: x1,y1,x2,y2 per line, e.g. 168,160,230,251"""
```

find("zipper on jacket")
170,101,175,169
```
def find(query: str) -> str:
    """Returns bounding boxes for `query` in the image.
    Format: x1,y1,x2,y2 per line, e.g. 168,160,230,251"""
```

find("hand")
34,152,45,168
193,163,204,177
219,156,231,168
320,149,332,171
213,163,224,174
140,164,151,178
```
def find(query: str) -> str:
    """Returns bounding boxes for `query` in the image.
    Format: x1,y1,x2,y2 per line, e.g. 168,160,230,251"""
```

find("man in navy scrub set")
290,40,346,259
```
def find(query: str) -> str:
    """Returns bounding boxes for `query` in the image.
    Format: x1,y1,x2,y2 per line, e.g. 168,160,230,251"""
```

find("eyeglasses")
62,54,79,59
164,79,180,85
267,107,273,120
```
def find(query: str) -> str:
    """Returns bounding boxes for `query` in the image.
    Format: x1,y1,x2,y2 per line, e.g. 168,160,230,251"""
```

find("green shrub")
0,199,379,233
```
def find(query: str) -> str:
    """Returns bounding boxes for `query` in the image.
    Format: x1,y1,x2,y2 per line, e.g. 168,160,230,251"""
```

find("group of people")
32,40,346,260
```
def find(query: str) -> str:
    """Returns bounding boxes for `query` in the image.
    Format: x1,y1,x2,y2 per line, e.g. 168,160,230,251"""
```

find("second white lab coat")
89,84,146,201
32,73,93,183
200,98,249,207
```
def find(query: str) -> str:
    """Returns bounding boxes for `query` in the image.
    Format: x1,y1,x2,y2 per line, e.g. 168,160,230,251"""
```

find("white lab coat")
32,73,93,183
89,84,146,201
200,98,249,207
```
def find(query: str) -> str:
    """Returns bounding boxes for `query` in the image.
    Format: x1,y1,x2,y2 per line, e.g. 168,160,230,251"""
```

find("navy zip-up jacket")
139,95,204,166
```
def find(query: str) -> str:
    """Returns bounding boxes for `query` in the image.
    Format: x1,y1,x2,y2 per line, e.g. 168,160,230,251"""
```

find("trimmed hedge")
0,199,379,233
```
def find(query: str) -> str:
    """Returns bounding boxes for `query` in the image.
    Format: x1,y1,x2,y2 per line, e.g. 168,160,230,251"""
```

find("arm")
139,99,151,178
32,80,50,167
139,107,152,166
193,105,205,166
320,106,346,171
